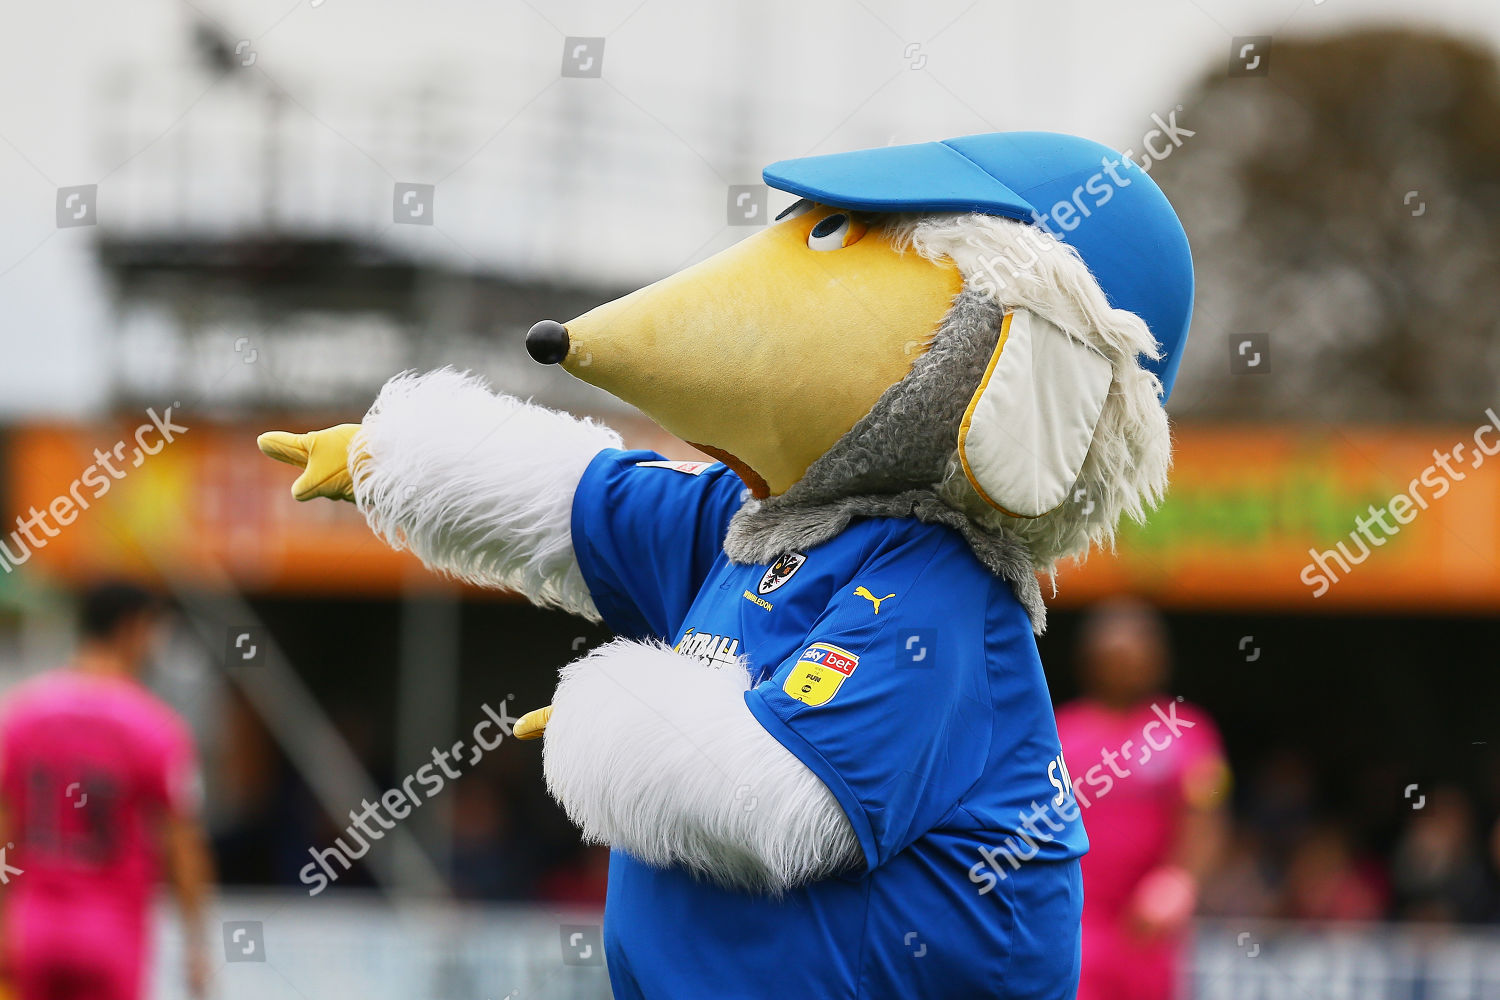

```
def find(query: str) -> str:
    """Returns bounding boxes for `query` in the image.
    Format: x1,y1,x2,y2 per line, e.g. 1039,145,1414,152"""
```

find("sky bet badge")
784,642,859,706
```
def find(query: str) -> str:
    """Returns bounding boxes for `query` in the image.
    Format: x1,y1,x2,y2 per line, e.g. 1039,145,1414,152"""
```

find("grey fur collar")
722,290,1047,633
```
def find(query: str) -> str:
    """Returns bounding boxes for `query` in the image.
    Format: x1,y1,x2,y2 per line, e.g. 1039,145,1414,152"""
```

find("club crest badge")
757,551,807,595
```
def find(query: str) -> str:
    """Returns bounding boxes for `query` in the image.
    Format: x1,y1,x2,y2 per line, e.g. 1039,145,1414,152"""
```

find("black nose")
525,320,570,365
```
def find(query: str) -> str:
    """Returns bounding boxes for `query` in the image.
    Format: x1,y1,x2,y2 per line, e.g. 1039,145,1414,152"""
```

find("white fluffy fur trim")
888,214,1172,570
352,368,621,620
542,639,862,894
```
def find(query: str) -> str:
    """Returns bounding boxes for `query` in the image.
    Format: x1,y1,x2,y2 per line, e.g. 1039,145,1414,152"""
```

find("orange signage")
1054,423,1500,611
4,418,1498,610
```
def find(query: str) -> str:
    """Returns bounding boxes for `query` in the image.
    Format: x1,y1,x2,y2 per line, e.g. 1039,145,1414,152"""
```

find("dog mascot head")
524,131,1191,627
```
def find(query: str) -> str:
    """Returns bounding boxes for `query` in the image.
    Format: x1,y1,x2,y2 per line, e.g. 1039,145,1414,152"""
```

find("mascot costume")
259,132,1192,999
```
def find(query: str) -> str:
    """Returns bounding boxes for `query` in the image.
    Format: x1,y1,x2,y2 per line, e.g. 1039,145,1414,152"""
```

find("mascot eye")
807,213,852,251
776,198,814,222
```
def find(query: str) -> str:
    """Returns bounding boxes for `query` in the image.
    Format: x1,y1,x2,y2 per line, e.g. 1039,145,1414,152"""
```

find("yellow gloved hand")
513,705,553,741
256,423,363,502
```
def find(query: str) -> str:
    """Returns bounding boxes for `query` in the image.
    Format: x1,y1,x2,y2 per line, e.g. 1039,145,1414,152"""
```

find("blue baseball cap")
763,132,1193,400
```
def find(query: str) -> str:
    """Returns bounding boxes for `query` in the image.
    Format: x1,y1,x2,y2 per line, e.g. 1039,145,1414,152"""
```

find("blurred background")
3,0,1500,996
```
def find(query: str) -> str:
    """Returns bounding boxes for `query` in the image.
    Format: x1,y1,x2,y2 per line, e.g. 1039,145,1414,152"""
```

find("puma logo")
853,586,895,614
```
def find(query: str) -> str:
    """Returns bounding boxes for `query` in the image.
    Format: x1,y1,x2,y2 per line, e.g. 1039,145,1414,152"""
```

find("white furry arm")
352,368,622,619
543,639,862,894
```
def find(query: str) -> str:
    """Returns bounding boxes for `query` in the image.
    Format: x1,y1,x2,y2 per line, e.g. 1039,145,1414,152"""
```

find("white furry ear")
957,310,1112,518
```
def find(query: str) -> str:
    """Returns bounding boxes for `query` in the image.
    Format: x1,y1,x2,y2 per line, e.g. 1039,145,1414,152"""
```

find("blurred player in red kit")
0,582,214,1000
1055,598,1230,1000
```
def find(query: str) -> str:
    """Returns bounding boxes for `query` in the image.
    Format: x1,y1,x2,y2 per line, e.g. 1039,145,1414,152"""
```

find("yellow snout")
531,204,962,497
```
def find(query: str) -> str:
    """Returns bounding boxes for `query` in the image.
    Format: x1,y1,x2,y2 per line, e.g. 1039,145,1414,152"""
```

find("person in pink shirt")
1055,597,1230,1000
0,582,213,1000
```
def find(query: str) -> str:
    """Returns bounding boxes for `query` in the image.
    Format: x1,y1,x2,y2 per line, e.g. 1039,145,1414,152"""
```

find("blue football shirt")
570,449,1087,1000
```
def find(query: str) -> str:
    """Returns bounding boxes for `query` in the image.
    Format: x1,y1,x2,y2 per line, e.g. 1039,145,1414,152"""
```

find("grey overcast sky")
2,0,1496,414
